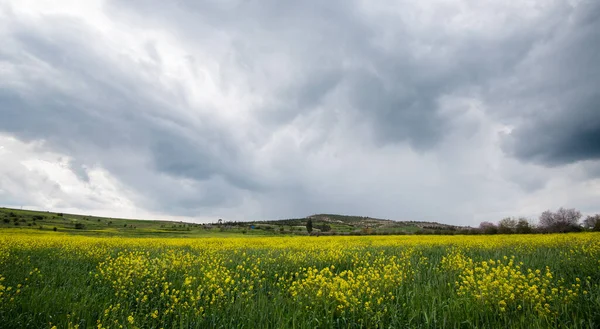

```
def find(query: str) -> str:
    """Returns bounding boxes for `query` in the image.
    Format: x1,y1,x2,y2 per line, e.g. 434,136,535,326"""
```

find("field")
1,231,599,329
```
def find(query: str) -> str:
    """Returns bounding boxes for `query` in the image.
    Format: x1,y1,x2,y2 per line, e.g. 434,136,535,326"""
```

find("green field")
0,230,598,328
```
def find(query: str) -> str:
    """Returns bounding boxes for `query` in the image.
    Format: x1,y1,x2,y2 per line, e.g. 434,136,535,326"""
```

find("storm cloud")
0,0,599,225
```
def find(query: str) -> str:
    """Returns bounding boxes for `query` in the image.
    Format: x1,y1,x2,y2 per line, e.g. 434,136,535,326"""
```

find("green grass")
0,233,598,328
0,207,278,237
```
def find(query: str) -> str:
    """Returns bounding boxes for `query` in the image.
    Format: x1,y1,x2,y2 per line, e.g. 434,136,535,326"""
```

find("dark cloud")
506,104,600,165
498,0,600,166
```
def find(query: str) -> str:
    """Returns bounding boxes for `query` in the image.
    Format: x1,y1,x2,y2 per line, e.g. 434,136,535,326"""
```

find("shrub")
74,223,85,230
515,218,533,234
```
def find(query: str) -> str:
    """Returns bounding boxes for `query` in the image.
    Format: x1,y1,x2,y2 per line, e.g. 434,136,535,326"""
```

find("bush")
74,223,85,230
315,224,332,232
515,218,533,234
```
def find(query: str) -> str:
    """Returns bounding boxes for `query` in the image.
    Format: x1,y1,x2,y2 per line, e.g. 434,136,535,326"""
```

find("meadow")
0,231,598,328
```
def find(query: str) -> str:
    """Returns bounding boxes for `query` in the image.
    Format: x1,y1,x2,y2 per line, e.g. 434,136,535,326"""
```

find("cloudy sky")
1,0,599,225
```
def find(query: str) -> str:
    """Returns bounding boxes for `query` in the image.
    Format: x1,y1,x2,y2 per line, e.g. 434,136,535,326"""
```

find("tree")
306,219,313,233
538,208,582,233
479,221,498,234
498,217,517,234
583,214,600,231
515,218,533,234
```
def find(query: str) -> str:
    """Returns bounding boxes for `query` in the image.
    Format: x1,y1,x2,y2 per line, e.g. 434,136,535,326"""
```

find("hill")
0,207,465,236
252,214,464,235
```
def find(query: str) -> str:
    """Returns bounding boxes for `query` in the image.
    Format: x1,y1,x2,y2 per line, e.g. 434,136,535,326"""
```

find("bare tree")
479,221,498,234
583,214,600,231
498,217,517,234
538,208,582,233
539,210,554,228
555,208,582,224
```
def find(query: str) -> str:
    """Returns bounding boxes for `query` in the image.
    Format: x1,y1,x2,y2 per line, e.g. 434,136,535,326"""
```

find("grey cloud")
105,0,453,149
107,0,579,151
506,104,600,165
67,159,90,183
498,0,600,166
2,0,600,222
0,13,260,214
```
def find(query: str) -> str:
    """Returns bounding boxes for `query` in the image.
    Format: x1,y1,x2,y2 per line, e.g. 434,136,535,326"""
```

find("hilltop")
0,207,465,237
252,214,464,235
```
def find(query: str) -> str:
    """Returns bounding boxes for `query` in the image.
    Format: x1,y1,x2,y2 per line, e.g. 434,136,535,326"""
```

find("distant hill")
0,207,465,236
250,213,465,235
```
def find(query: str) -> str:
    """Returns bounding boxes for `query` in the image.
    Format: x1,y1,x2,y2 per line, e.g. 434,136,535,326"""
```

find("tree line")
477,208,600,234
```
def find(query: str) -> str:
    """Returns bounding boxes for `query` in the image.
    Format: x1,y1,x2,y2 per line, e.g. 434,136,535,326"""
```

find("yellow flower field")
0,232,598,328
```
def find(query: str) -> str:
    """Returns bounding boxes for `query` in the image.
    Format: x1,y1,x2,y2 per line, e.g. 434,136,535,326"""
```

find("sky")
1,0,599,226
